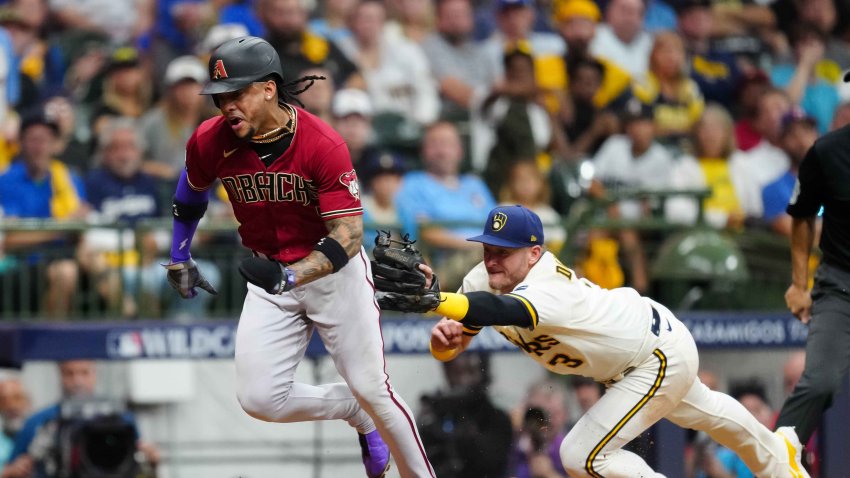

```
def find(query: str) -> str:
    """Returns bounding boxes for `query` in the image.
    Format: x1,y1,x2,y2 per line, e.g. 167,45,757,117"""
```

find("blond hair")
649,30,687,80
691,103,737,158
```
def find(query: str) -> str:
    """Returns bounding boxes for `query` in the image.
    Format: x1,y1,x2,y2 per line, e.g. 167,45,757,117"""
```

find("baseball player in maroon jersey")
163,36,435,478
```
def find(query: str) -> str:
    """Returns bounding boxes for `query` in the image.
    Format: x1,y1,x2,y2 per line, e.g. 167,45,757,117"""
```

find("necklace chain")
250,104,297,144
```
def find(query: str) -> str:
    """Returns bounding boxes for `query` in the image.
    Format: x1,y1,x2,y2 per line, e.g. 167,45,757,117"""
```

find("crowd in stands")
0,0,844,316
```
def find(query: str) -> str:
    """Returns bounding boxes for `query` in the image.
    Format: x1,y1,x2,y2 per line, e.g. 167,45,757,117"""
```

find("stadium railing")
0,188,795,319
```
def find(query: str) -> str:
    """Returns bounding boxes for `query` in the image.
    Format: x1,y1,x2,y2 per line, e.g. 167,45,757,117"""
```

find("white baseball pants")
560,302,795,478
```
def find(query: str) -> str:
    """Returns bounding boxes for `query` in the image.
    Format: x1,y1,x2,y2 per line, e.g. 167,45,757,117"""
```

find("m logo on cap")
492,212,508,231
212,60,229,80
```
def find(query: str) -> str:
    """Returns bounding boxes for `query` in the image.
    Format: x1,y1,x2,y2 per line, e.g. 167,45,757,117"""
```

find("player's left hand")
163,258,218,298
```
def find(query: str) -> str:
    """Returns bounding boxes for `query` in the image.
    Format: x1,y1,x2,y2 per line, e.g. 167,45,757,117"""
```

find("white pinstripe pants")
560,302,793,478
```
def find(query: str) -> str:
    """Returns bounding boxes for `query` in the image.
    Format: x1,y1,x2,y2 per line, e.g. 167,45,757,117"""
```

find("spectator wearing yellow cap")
552,0,632,110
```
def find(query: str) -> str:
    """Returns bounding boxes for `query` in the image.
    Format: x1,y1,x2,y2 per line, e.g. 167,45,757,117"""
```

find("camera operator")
1,360,159,478
417,352,513,478
509,380,570,478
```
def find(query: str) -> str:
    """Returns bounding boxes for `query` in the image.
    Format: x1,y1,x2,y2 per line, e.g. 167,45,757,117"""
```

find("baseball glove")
371,231,440,313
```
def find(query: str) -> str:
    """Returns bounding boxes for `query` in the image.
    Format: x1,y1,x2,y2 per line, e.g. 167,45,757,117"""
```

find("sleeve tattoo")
289,215,364,287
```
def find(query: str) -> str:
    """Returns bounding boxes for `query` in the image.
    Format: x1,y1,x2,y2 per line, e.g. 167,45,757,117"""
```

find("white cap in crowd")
164,55,207,87
332,88,373,118
199,23,250,55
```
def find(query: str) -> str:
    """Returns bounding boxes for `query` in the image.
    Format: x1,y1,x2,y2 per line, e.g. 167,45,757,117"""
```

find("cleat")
775,426,810,478
359,430,391,478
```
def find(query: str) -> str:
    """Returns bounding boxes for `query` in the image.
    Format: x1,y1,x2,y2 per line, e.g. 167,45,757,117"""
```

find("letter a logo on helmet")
201,36,285,96
212,60,229,80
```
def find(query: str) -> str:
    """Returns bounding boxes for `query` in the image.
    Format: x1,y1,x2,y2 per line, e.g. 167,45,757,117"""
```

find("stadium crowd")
0,0,841,475
0,0,840,318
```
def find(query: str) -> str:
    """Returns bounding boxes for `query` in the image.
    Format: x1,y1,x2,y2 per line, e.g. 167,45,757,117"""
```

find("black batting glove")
164,258,218,298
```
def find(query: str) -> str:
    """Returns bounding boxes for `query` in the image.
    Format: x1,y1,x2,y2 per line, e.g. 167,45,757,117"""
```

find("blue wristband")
282,267,297,292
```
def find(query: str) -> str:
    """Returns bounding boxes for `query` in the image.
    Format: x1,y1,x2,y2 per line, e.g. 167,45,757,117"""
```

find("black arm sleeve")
462,291,533,328
786,145,823,218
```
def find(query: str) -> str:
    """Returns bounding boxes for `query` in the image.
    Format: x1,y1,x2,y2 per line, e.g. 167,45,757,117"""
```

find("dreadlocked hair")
276,74,327,108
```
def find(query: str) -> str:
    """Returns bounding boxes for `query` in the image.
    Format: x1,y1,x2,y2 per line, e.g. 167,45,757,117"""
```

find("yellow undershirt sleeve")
429,341,461,362
433,293,470,321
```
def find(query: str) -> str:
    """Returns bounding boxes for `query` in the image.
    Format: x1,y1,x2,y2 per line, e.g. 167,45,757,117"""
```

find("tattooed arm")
288,215,364,287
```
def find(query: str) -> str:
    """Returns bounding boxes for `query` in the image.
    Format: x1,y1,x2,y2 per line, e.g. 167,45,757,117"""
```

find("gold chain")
250,104,297,144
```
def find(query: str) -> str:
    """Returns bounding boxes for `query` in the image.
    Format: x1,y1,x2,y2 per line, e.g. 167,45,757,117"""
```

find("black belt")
650,306,662,337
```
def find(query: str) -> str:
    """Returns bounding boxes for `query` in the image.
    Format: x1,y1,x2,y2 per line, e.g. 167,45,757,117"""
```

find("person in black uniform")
774,78,850,450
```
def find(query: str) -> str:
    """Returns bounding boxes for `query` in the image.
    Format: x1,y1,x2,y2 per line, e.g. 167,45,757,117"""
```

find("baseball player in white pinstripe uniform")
413,205,809,478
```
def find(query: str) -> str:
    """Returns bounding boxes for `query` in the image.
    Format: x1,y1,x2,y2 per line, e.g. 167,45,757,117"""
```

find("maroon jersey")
185,106,362,263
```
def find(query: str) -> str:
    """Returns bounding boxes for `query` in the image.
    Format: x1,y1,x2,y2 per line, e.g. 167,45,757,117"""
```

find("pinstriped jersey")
184,106,362,263
459,252,658,382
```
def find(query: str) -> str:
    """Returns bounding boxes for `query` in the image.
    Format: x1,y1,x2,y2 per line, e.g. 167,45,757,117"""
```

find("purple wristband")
170,170,210,263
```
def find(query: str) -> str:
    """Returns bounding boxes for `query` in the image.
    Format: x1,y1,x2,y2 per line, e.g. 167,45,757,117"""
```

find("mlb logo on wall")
106,325,237,359
107,330,144,358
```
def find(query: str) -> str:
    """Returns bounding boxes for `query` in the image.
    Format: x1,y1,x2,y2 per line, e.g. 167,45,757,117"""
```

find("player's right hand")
431,318,463,351
164,258,218,299
784,283,812,324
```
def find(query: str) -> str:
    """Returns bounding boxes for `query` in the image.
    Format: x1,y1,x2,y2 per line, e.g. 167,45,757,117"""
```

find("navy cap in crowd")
674,0,712,14
781,107,817,132
497,0,532,10
363,152,406,179
19,111,60,136
467,205,544,248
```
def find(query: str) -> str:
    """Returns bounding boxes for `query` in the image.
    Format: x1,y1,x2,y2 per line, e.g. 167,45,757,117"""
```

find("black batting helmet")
200,36,284,96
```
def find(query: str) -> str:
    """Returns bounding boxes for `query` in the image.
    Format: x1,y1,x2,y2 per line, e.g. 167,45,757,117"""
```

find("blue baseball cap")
498,0,532,10
467,205,544,248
